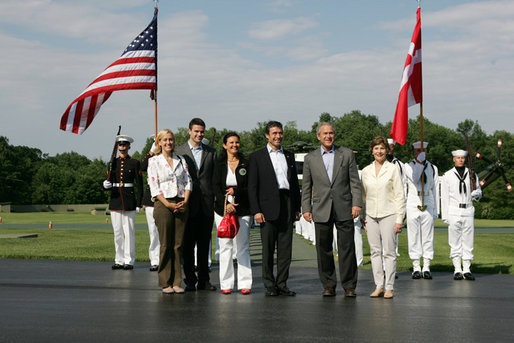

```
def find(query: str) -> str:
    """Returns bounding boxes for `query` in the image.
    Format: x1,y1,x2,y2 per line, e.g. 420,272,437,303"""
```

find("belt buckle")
120,182,124,187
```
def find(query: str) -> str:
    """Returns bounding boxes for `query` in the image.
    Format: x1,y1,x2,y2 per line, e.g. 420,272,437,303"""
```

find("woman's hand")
173,200,187,213
394,223,403,234
226,203,238,214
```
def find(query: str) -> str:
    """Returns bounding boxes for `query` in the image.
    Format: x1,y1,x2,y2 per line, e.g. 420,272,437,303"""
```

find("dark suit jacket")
248,146,301,222
212,156,250,217
175,142,217,216
301,145,362,223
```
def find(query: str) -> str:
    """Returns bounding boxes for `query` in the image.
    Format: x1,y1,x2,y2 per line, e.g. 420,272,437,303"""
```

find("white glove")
442,219,449,225
471,190,481,201
150,142,156,154
417,151,426,163
135,207,141,214
103,180,112,189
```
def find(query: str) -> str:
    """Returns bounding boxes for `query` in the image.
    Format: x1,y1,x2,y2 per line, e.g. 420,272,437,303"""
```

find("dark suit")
301,145,362,290
175,142,217,288
248,146,301,291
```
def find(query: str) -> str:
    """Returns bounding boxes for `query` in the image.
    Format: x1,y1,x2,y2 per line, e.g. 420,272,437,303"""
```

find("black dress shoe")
344,288,356,297
149,265,158,272
123,264,134,270
463,272,475,281
322,287,336,297
197,282,217,291
453,272,464,280
278,287,296,296
412,271,422,279
265,288,279,296
185,285,197,292
111,264,123,270
423,271,432,279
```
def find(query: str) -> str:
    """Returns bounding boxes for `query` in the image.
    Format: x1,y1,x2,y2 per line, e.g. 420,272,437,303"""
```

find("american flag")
60,13,157,134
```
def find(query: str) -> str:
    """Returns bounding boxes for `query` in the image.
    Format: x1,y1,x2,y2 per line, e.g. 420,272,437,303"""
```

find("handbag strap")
223,193,228,217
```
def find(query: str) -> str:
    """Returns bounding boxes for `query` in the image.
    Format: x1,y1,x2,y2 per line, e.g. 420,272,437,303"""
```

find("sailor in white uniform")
440,149,482,281
404,141,439,279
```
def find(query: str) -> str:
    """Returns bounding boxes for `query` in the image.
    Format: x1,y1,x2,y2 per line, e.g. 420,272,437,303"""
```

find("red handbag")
217,194,240,238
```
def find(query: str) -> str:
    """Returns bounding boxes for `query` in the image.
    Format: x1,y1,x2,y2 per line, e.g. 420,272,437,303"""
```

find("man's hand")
303,212,313,223
103,180,112,189
351,206,361,219
394,223,403,234
254,213,265,224
135,207,141,214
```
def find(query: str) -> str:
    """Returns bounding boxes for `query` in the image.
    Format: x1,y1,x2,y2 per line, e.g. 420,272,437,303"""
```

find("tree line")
1,110,512,218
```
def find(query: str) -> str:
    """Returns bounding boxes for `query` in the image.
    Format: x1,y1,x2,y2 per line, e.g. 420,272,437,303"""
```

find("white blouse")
147,154,192,199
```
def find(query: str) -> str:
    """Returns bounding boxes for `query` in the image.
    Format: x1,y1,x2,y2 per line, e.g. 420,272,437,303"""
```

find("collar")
320,145,335,155
188,141,202,151
267,144,283,154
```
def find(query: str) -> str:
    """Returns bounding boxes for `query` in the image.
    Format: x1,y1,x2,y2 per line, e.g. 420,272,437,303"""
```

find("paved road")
1,237,513,342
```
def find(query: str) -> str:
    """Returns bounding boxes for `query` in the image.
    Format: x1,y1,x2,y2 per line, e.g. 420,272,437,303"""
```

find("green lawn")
0,212,513,274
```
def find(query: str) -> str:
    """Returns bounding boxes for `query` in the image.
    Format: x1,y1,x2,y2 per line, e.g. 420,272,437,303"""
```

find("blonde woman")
361,136,405,299
147,129,192,294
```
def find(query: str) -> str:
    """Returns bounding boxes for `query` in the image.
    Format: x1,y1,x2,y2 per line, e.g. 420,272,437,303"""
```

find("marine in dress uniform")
404,141,439,279
141,142,160,271
103,135,143,270
440,149,482,281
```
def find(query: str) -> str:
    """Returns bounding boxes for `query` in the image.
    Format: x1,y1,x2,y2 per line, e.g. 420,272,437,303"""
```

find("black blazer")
212,156,250,217
175,143,217,217
247,147,301,222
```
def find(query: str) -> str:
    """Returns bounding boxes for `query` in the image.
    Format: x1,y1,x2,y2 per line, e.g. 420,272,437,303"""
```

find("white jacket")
404,160,439,218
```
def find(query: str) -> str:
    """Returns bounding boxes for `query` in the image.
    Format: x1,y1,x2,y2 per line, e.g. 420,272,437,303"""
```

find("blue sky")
1,0,513,159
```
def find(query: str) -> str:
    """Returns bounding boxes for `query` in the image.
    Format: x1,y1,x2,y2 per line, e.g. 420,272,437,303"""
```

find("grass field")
0,212,513,274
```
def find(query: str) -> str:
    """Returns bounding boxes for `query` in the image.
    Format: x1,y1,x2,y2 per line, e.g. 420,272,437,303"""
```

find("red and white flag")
390,7,422,145
60,13,157,134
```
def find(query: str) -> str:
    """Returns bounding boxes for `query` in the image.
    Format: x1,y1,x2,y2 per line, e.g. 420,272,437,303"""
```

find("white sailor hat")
387,138,396,145
116,135,134,144
412,141,428,149
452,149,467,157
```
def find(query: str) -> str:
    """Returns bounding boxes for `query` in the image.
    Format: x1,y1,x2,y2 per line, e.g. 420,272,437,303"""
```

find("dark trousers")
153,199,188,288
182,211,214,287
315,216,357,290
260,190,293,290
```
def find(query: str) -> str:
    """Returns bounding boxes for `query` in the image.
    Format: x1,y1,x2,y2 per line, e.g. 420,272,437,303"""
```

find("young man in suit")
175,118,217,291
248,121,301,296
301,123,362,297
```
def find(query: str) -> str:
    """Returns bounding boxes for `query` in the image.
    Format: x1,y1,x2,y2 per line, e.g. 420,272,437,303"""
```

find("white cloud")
248,17,318,41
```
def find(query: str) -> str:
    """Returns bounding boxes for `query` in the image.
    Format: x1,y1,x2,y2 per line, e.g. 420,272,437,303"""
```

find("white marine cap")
116,135,134,144
412,141,428,149
452,149,467,157
387,138,396,145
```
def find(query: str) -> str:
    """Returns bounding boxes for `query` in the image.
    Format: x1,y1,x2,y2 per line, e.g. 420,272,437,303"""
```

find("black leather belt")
459,204,468,209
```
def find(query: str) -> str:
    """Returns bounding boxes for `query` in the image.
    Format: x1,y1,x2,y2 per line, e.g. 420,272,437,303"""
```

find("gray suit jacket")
301,145,362,223
175,142,217,217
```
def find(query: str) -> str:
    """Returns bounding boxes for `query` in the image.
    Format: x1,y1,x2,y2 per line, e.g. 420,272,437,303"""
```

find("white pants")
448,215,474,260
366,215,397,291
215,213,253,290
111,210,136,265
406,207,434,260
353,220,364,267
144,207,160,266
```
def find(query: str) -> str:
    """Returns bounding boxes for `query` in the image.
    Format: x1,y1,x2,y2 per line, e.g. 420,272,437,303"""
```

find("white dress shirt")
147,154,192,199
267,144,289,190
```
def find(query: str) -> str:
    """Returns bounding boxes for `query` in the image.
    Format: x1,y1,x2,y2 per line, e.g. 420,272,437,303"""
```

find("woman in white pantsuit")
361,136,405,299
213,132,253,294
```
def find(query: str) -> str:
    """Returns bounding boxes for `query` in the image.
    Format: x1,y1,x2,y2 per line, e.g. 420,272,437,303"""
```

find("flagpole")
416,1,427,211
153,0,159,140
